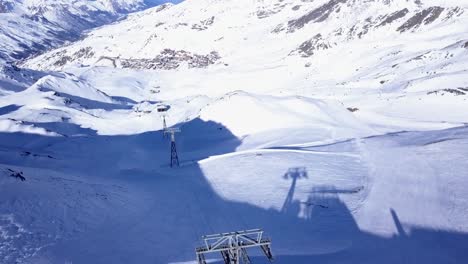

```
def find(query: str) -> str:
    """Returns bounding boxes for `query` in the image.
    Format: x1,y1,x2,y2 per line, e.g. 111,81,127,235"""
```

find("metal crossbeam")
196,229,274,264
165,127,180,140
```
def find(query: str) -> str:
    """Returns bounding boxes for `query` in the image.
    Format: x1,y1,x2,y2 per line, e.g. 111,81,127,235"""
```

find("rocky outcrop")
427,88,467,96
348,17,374,39
257,3,288,19
73,47,95,60
397,7,444,33
192,16,215,31
290,34,331,57
377,8,409,27
44,47,94,67
287,0,347,33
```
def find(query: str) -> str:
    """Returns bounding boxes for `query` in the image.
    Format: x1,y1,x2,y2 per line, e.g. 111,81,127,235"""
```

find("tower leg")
240,248,251,264
197,253,207,264
261,245,274,262
221,251,230,264
170,141,179,167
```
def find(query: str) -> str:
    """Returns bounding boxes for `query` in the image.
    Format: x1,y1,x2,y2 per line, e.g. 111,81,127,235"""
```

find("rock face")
378,8,409,27
192,16,215,31
290,34,331,57
48,47,95,67
397,6,445,32
427,88,467,96
256,2,288,19
287,0,347,33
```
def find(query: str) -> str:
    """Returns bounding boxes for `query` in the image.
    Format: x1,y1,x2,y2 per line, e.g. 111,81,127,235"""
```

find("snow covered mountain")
25,0,468,72
0,0,176,65
19,0,468,126
1,0,468,263
23,0,468,107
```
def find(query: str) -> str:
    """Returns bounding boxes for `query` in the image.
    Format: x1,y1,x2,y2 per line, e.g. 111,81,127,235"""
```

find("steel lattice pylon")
165,127,180,168
170,141,179,167
196,229,274,264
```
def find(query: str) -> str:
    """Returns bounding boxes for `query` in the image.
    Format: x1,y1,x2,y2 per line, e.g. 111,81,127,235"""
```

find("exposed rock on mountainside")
287,0,346,33
397,6,444,32
257,2,288,19
192,16,215,31
427,88,467,96
377,8,409,27
290,34,331,57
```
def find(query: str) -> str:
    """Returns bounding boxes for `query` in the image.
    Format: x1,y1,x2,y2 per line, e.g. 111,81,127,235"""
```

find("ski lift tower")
157,104,170,138
196,229,274,264
165,127,181,167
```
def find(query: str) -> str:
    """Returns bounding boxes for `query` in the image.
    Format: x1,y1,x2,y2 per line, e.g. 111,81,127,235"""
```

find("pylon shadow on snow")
281,167,308,215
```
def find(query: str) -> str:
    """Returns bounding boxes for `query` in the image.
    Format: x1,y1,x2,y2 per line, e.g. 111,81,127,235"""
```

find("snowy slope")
1,0,468,263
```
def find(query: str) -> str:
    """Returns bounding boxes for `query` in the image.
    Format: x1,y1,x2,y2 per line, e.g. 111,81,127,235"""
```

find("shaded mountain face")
0,0,175,65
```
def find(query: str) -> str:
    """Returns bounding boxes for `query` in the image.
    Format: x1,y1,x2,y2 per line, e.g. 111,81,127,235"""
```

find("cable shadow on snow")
0,119,467,264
